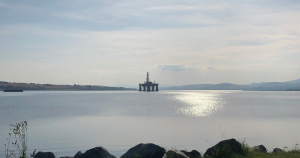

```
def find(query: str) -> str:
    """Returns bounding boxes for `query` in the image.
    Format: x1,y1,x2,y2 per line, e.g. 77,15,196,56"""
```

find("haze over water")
0,90,299,157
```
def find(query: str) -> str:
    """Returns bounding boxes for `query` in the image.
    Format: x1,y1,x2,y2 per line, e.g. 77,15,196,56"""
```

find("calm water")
0,90,299,157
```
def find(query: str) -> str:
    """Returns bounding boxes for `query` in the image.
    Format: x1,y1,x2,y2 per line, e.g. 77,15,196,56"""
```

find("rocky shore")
31,138,290,158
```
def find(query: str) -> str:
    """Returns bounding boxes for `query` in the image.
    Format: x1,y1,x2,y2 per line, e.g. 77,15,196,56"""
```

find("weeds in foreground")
231,151,300,158
4,121,28,158
230,140,300,158
219,126,227,140
203,137,300,158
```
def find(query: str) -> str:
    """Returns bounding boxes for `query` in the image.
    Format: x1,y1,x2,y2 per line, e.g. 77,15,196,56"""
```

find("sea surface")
0,90,300,157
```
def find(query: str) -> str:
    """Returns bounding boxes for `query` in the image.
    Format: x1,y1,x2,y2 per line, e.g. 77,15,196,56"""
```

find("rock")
34,151,55,158
272,148,284,153
251,145,267,153
60,157,73,158
204,138,243,158
74,151,83,158
180,150,201,158
121,143,166,158
166,150,188,158
78,146,116,158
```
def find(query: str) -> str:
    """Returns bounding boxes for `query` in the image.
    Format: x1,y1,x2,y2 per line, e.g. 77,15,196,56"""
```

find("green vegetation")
230,141,300,158
204,139,300,158
3,122,300,158
231,152,300,158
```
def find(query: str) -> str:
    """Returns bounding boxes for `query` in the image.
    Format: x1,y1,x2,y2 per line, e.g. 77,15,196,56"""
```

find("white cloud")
145,5,197,11
0,0,300,85
157,65,190,71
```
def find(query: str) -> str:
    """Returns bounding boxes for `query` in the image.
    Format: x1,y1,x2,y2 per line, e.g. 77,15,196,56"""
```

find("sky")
0,0,300,86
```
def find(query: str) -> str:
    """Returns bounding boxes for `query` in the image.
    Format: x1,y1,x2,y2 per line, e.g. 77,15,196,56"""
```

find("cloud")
158,65,190,71
54,13,92,21
231,40,269,46
1,0,300,85
0,2,9,8
145,5,197,12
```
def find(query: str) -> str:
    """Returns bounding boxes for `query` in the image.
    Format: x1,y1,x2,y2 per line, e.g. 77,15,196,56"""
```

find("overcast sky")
0,0,300,86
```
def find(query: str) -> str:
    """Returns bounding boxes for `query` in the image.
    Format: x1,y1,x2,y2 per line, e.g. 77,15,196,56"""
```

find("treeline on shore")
0,81,136,91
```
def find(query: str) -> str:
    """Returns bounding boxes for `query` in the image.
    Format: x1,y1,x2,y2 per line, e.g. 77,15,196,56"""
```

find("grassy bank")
231,151,300,158
4,121,300,158
232,152,300,158
229,141,300,158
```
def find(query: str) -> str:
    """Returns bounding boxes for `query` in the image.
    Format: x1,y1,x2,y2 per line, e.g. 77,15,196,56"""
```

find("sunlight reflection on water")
168,91,226,117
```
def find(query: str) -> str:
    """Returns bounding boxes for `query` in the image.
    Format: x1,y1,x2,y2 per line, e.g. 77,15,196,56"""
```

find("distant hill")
285,78,300,84
162,83,245,90
0,82,136,91
161,78,300,91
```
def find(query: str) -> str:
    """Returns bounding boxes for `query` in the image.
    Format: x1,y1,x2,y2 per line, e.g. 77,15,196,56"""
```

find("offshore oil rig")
139,72,159,91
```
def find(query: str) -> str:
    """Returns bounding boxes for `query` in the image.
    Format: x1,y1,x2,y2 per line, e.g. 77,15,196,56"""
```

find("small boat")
3,90,23,92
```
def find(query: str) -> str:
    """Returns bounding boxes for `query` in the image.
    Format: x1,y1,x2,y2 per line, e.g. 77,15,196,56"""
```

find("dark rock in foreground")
34,151,55,158
121,143,166,158
272,148,284,153
78,146,116,158
166,150,188,158
204,138,243,158
74,151,83,158
60,157,73,158
180,150,201,158
252,145,267,153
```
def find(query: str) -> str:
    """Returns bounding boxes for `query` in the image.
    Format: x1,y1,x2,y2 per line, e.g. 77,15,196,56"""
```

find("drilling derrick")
139,72,159,92
146,72,149,83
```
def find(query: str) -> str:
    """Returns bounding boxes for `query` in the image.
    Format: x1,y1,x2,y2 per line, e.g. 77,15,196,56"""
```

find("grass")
231,151,300,158
163,140,300,158
3,122,300,158
229,140,300,158
202,128,300,158
176,138,300,158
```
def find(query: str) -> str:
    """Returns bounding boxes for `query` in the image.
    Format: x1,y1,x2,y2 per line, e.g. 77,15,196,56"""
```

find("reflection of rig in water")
139,72,159,91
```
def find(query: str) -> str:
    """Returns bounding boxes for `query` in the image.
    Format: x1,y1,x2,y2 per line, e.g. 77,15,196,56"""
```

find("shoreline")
11,139,299,158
